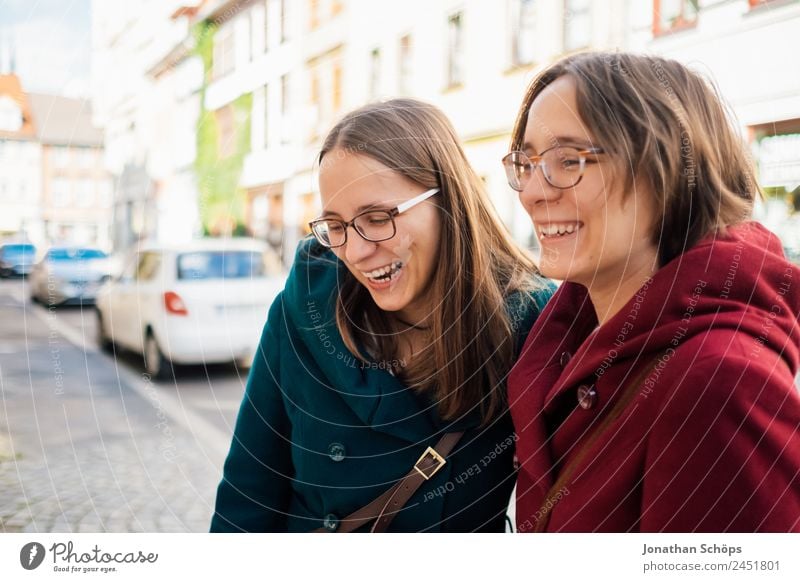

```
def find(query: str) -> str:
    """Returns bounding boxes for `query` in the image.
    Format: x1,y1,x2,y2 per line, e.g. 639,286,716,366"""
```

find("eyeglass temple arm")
396,188,439,214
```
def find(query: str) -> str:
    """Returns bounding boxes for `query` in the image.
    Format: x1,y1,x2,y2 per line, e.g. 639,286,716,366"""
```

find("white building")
627,0,800,247
91,0,800,259
28,93,113,249
91,0,203,250
193,0,628,261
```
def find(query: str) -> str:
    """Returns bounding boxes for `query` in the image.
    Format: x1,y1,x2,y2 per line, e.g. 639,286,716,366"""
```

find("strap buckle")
413,446,446,480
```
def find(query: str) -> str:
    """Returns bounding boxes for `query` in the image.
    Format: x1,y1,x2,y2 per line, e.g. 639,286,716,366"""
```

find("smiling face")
518,75,659,291
317,148,442,322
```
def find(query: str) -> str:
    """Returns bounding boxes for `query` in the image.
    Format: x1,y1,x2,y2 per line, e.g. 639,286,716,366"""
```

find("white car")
95,238,285,379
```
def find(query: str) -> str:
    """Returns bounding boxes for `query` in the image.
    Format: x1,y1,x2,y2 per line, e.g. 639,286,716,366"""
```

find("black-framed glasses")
501,146,604,192
309,188,439,249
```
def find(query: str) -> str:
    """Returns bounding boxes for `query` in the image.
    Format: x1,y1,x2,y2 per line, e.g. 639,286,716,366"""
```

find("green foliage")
192,22,252,236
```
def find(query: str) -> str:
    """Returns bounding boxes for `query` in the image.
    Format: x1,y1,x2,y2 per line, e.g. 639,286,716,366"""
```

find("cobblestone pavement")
0,281,232,533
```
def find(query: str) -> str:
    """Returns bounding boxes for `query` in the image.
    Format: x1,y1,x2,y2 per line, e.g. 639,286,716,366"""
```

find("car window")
2,244,36,256
136,252,161,281
176,250,272,280
138,253,159,281
47,248,107,261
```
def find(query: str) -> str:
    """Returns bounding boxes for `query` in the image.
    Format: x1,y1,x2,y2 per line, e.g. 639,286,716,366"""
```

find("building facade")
28,93,112,249
628,0,800,249
91,0,800,259
0,74,43,245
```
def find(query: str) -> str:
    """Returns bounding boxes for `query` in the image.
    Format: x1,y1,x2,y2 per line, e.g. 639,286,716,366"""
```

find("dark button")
559,351,572,367
577,384,597,410
323,513,339,532
328,442,346,462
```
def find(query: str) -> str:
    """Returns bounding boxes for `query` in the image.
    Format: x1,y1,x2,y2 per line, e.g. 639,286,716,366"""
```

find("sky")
0,0,91,97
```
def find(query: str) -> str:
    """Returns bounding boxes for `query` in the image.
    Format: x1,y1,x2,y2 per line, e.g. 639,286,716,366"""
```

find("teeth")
363,261,403,281
537,223,580,238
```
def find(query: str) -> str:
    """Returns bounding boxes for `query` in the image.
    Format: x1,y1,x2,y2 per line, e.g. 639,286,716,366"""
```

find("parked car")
95,238,285,379
0,243,37,277
29,247,111,305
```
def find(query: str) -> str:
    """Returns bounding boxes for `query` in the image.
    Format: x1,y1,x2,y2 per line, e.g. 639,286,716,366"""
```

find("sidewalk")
0,286,221,533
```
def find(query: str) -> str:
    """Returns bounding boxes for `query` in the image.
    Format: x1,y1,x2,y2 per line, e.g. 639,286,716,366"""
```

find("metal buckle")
414,446,446,480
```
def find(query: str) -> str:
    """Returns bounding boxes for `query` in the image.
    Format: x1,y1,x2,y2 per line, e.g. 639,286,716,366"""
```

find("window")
398,34,412,95
47,248,106,261
100,180,113,207
563,0,591,52
447,12,465,88
263,0,272,52
309,0,319,30
332,61,342,112
262,84,270,149
52,179,71,207
246,11,255,62
177,251,270,280
279,0,287,43
309,70,320,135
216,105,235,158
511,0,537,66
653,0,698,36
53,146,69,169
77,179,95,207
213,25,235,79
136,252,161,281
369,48,381,99
0,96,22,132
280,74,290,144
77,147,94,168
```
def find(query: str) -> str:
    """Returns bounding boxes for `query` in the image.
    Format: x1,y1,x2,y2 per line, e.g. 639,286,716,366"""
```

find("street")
0,278,246,533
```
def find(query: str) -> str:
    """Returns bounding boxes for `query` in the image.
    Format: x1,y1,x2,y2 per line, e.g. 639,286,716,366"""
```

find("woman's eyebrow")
523,136,595,153
355,202,390,213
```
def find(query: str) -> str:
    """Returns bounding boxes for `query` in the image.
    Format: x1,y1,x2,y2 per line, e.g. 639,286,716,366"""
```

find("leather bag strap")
314,431,464,533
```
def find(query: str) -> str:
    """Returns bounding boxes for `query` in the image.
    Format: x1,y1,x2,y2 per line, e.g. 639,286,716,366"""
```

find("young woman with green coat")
211,99,554,533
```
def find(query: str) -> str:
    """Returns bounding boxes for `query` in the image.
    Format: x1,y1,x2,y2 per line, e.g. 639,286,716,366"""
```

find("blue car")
0,243,37,277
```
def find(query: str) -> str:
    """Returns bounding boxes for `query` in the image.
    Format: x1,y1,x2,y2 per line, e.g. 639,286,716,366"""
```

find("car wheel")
96,310,113,353
143,332,171,380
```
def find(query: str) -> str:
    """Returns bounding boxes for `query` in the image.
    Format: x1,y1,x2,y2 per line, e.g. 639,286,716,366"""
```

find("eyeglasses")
309,187,439,249
501,146,604,192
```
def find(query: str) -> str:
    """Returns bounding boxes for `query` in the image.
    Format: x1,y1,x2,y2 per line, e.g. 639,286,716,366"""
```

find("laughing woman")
506,52,800,532
210,99,554,532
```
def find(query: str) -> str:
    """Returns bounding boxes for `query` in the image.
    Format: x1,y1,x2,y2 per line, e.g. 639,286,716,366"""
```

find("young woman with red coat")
504,52,800,532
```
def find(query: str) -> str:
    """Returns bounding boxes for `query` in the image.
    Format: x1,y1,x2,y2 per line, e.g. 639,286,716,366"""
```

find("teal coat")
211,239,554,532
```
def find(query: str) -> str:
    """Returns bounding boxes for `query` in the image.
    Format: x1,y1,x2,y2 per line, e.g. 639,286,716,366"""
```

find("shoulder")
505,276,557,348
282,237,341,315
643,335,798,420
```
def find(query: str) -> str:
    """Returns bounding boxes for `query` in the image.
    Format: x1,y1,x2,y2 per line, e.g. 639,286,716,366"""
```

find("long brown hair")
319,98,544,424
511,52,758,266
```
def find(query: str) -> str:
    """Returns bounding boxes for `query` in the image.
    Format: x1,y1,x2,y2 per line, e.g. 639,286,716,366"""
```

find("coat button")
559,351,572,367
577,384,597,410
323,513,339,532
328,442,346,462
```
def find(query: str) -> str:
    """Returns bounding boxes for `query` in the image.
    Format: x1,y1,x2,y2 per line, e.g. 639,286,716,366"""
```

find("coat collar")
282,238,455,443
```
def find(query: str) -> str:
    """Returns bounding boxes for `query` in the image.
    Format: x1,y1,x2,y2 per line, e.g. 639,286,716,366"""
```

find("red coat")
509,222,800,532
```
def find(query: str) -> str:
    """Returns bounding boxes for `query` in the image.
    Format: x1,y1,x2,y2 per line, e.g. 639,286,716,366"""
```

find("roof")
27,93,104,147
0,74,36,140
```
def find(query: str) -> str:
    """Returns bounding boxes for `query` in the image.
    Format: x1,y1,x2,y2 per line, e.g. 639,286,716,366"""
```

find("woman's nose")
518,168,562,212
343,229,377,265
